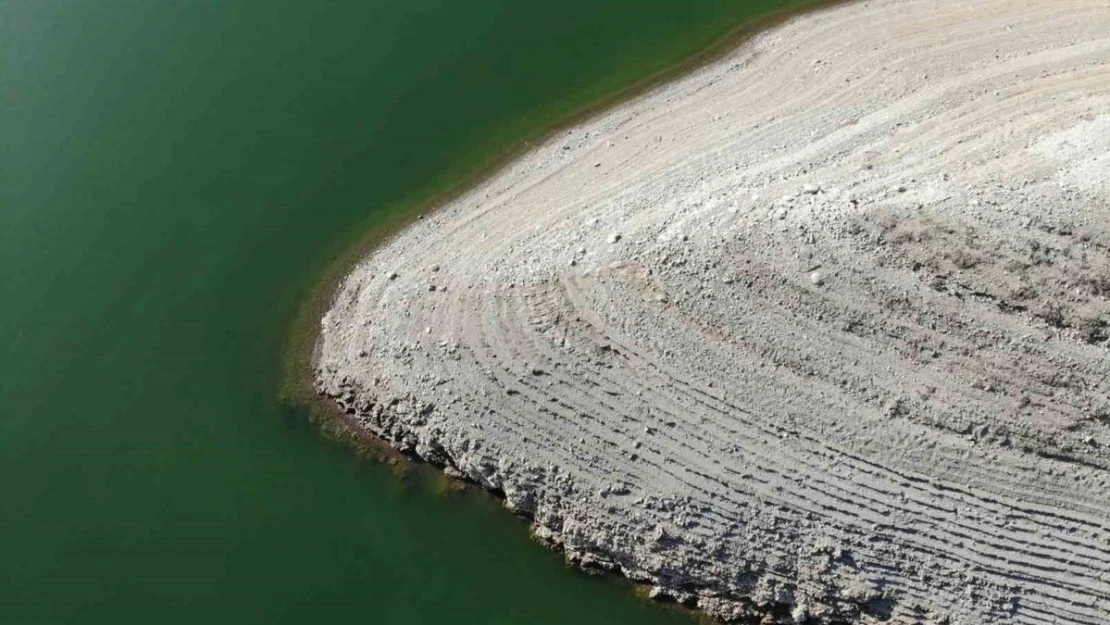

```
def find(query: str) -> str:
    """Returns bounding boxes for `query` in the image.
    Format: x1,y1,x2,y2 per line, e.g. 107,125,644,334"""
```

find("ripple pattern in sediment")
316,1,1110,622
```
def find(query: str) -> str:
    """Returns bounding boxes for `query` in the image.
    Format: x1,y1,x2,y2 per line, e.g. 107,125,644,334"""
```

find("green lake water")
3,1,811,623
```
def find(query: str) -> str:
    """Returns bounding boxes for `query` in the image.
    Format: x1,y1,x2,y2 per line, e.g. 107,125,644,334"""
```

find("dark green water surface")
3,1,809,623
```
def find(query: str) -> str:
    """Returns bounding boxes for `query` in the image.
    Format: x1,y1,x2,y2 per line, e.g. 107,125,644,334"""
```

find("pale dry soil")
316,1,1110,623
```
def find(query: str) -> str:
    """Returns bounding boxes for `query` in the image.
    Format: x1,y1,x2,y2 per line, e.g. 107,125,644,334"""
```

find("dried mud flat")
316,1,1110,623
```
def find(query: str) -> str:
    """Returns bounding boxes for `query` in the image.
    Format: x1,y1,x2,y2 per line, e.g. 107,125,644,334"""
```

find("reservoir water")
3,2,811,623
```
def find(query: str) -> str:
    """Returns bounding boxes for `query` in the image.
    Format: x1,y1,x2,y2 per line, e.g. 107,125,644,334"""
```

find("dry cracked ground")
316,1,1110,623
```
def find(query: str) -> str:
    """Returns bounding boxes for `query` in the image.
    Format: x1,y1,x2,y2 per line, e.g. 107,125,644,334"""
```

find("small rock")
388,272,399,280
802,183,821,195
810,271,826,286
609,233,622,244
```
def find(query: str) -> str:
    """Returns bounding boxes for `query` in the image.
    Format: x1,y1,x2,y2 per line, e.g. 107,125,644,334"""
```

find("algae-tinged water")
3,1,807,623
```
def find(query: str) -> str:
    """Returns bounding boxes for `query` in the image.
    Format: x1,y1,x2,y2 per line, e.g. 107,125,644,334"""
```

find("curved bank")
317,1,1110,622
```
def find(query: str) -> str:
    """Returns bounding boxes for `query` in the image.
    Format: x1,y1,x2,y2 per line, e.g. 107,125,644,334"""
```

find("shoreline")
279,0,846,416
278,2,857,616
278,1,854,618
306,0,1110,623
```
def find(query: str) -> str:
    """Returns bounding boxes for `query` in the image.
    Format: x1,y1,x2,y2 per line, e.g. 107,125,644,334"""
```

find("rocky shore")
315,1,1110,622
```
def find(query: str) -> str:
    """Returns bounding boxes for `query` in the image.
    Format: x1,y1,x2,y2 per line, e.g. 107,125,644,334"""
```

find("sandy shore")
316,1,1110,622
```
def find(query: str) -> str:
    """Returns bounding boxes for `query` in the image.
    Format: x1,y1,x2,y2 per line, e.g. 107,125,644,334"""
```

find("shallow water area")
2,1,817,623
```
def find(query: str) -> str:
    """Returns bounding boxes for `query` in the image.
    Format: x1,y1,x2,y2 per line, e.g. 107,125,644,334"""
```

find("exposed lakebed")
317,1,1110,623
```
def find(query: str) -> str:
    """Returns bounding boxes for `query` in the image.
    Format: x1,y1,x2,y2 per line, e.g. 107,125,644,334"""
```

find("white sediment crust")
317,1,1110,623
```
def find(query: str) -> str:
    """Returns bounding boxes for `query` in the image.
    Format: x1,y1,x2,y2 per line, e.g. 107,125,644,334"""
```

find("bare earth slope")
316,1,1110,623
